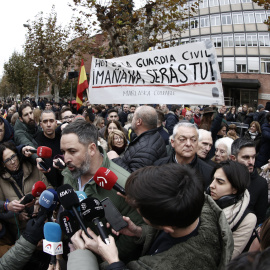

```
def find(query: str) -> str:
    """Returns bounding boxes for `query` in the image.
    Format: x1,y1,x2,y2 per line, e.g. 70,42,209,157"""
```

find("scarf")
248,131,258,140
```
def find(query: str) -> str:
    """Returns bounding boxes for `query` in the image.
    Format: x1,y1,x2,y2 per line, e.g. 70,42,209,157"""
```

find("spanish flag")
76,59,89,110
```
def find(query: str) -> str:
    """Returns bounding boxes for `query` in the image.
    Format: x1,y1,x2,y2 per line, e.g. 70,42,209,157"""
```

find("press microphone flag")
93,167,126,195
43,222,63,255
29,146,52,158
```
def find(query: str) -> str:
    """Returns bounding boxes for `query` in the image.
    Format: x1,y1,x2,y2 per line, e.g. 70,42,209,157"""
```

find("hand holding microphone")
29,146,52,158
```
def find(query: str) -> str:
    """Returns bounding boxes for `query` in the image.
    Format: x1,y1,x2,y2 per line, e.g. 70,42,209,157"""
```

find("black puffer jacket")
112,129,167,173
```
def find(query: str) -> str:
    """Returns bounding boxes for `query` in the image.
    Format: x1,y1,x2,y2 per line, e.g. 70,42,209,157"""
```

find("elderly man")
108,106,167,173
155,122,213,189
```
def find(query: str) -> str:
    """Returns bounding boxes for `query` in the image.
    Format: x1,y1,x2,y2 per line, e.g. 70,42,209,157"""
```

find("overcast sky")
0,0,76,78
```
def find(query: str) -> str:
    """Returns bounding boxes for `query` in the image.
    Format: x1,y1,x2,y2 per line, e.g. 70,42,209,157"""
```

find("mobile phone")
38,161,50,171
101,197,128,232
55,159,65,169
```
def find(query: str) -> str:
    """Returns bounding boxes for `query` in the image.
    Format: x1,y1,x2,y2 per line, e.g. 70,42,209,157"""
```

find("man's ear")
230,155,236,161
162,226,175,234
88,142,97,157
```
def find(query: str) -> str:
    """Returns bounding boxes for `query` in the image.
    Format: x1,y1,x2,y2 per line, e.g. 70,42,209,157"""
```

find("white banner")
88,41,224,105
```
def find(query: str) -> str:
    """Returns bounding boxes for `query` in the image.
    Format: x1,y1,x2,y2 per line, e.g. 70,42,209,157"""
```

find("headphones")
206,187,238,209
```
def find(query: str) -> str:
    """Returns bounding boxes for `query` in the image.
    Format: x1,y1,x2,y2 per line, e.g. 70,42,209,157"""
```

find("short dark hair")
212,160,250,198
62,119,98,146
107,109,118,115
171,104,181,113
60,107,72,120
0,142,18,175
18,103,32,118
125,163,205,228
40,110,56,121
231,138,256,157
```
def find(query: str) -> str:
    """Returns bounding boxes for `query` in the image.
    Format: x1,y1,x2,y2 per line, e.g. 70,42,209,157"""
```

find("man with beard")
60,119,144,263
14,103,41,164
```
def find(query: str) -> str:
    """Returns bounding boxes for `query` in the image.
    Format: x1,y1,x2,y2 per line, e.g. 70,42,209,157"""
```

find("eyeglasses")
42,119,55,124
3,154,18,165
62,115,75,120
114,136,124,142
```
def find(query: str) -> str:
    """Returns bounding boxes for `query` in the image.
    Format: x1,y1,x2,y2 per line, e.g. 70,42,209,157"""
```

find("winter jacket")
165,112,179,135
236,111,247,123
154,152,214,190
62,148,144,263
13,119,41,163
0,117,14,143
113,129,167,173
67,195,234,270
243,130,262,153
256,123,270,168
226,112,237,122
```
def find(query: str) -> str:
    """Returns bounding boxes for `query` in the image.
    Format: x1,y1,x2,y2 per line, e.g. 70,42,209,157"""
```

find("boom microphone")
93,167,126,195
56,184,91,238
32,181,47,197
80,197,109,245
29,146,52,158
59,210,80,238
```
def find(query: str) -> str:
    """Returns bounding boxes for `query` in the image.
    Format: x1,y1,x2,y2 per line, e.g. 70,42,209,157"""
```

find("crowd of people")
0,97,270,269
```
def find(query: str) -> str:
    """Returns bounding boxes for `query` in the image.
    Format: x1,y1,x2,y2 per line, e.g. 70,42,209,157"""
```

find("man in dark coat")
108,106,167,173
154,122,213,190
0,116,14,144
165,104,181,135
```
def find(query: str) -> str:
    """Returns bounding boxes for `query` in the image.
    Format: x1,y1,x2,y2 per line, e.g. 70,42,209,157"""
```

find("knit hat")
257,104,264,110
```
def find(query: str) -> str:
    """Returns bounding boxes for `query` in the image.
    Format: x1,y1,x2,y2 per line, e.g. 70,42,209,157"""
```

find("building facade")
163,0,270,107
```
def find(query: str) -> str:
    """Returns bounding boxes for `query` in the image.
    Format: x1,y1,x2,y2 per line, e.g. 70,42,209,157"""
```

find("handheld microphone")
43,222,63,256
80,197,110,245
93,167,126,195
59,210,80,238
56,184,92,239
32,181,47,197
29,146,52,158
47,189,58,212
75,191,87,212
20,194,34,205
38,190,54,218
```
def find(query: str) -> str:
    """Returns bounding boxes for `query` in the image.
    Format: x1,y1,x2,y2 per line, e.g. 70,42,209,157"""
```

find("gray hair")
198,129,212,142
215,137,234,155
172,122,199,139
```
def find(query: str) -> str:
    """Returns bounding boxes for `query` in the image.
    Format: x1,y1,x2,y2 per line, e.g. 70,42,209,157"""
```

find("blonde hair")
107,130,127,151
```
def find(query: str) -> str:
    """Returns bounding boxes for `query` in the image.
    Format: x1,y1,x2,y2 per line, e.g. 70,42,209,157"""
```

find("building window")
223,35,234,47
244,12,255,24
258,34,270,46
234,34,246,46
230,0,240,4
191,37,200,43
242,0,251,2
232,12,244,24
212,35,222,47
261,58,270,73
220,0,230,4
255,11,266,23
199,0,209,8
190,18,199,29
246,33,258,46
200,16,210,27
201,36,211,42
211,14,221,26
222,14,232,25
209,0,219,7
236,64,247,73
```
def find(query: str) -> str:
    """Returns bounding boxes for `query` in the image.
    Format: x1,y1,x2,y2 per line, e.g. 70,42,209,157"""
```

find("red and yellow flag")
76,59,89,110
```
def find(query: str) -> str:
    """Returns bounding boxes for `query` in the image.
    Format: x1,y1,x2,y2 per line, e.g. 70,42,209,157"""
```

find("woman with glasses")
107,130,128,157
0,142,50,243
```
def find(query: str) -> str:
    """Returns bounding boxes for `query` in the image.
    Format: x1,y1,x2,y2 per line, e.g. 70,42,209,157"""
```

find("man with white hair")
154,122,213,189
108,105,167,173
197,129,213,161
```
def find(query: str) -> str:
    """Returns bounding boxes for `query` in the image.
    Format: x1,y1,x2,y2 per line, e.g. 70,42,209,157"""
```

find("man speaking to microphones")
60,120,144,262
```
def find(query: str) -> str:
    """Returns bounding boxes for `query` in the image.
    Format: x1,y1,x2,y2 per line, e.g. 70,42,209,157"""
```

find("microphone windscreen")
93,167,118,190
59,210,80,238
20,194,34,205
32,181,47,197
47,189,58,211
37,146,52,158
76,191,87,202
39,190,54,209
80,197,105,222
44,222,62,242
57,184,79,210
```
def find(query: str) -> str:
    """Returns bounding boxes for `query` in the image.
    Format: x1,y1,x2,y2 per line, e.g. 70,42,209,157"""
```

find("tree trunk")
54,84,59,102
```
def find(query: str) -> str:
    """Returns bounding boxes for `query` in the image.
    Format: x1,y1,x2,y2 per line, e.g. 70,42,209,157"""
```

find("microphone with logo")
57,184,91,238
59,210,80,239
43,222,63,257
29,146,52,158
32,181,47,197
80,197,110,245
37,190,54,218
93,167,126,195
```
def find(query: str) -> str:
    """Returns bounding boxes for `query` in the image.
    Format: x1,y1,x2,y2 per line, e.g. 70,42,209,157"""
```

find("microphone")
76,191,87,202
59,210,80,238
43,222,63,256
29,146,52,158
80,197,110,245
56,184,91,239
93,167,126,195
38,190,54,218
32,181,47,197
47,189,58,212
20,194,34,205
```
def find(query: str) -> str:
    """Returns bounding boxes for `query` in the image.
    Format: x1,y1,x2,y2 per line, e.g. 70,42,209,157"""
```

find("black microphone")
59,210,80,238
20,194,35,205
80,197,110,245
56,184,91,238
